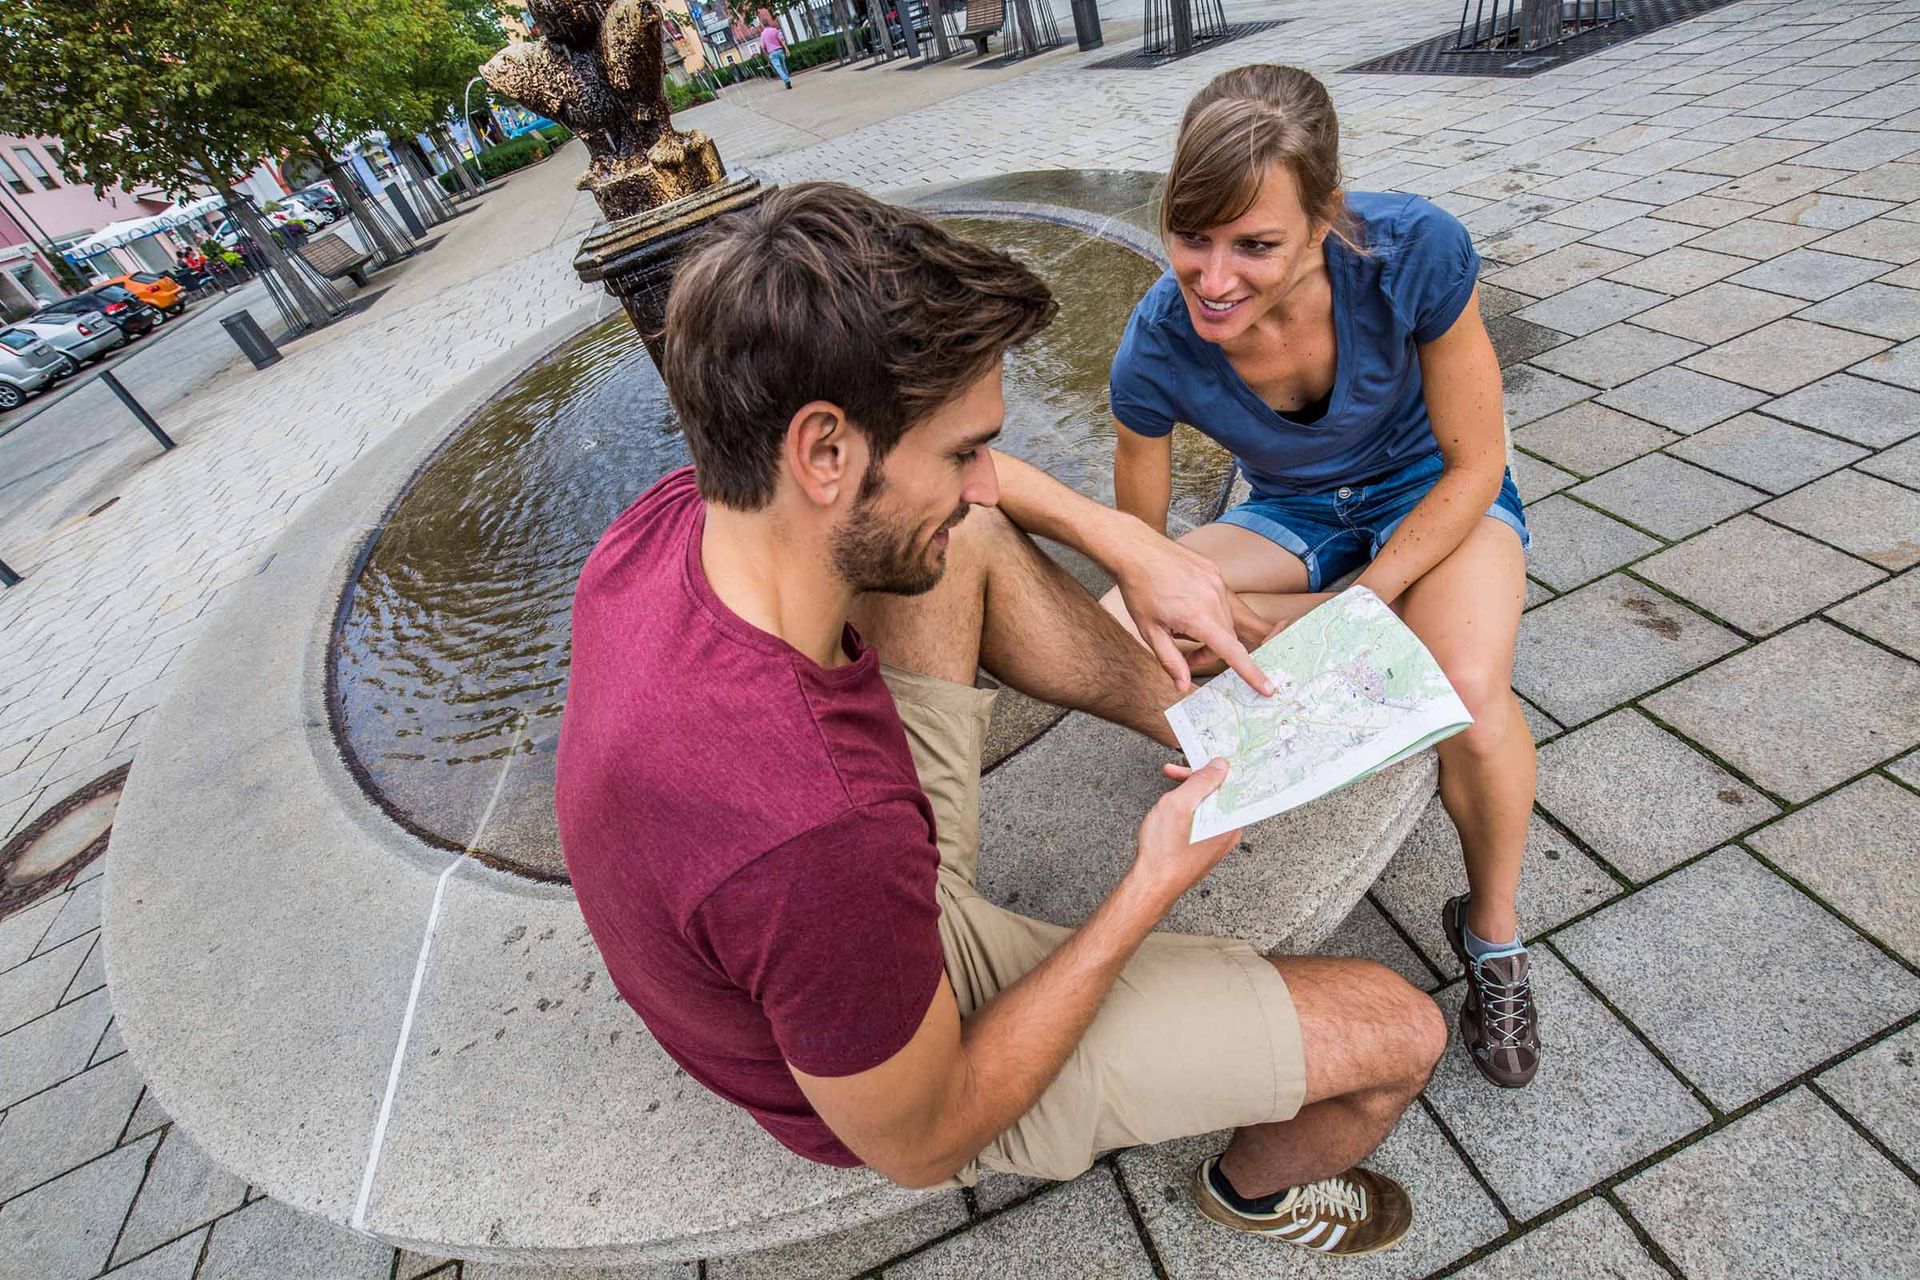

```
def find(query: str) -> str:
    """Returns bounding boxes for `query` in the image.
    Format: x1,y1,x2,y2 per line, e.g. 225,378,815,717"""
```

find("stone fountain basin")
103,186,1437,1267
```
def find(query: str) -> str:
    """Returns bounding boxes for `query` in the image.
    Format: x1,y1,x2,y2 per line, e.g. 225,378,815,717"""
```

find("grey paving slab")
0,988,113,1110
1715,164,1854,205
1541,196,1656,231
1758,191,1900,230
1681,318,1892,394
1372,799,1620,979
0,1054,143,1202
1531,323,1702,389
1652,192,1773,227
1602,246,1751,294
1758,467,1920,569
1682,216,1829,259
1483,244,1643,299
1317,898,1437,993
103,1229,209,1280
395,1251,455,1280
1616,1089,1920,1279
0,1133,159,1280
34,877,101,955
1799,280,1920,339
1517,494,1661,591
1605,170,1724,205
1749,774,1920,963
124,1088,171,1145
1570,453,1768,539
1794,128,1920,170
1116,1105,1504,1280
1596,365,1769,433
1427,949,1708,1219
1480,219,1591,266
1824,162,1920,203
112,1125,249,1266
0,895,62,974
1536,708,1778,881
0,935,91,1036
1818,1022,1920,1170
1816,213,1920,264
1486,315,1570,367
88,1017,123,1069
1647,619,1920,800
1764,371,1920,444
886,1169,1153,1280
60,936,104,1005
710,1192,966,1280
1556,849,1920,1107
1638,513,1886,634
1724,246,1891,299
1678,135,1818,177
1847,332,1920,392
1860,434,1920,488
1512,281,1667,336
1829,567,1920,658
1667,411,1872,492
1628,280,1806,344
1583,215,1705,255
1509,451,1578,500
1502,364,1596,426
195,1198,398,1279
1514,573,1743,725
1447,1199,1668,1280
1510,402,1680,477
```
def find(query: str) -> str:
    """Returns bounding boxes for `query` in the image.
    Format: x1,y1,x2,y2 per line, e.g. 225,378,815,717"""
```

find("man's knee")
1279,955,1445,1100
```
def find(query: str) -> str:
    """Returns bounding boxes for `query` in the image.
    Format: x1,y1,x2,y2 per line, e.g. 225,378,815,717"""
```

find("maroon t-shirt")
555,467,945,1166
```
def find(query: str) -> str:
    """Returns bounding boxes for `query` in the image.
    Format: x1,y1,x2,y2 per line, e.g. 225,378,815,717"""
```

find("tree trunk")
310,139,409,265
211,175,333,331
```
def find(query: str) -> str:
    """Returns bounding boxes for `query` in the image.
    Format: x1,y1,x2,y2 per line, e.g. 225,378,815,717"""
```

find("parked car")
282,190,339,224
267,205,326,233
12,309,122,374
293,182,346,218
103,271,185,317
0,327,66,410
38,285,160,339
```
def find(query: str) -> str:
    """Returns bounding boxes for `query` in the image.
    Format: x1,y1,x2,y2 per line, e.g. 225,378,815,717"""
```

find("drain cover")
1343,0,1747,77
0,765,129,918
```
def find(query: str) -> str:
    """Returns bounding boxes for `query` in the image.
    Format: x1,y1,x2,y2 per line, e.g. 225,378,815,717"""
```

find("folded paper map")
1164,585,1473,841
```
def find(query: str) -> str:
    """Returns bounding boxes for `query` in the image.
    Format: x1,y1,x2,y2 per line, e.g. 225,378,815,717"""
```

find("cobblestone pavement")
3,0,1920,1275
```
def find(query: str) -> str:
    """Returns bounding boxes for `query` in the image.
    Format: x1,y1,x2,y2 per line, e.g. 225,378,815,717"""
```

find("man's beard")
830,470,967,596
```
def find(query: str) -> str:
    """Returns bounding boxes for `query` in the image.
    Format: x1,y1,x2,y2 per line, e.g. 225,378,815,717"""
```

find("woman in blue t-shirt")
1107,66,1540,1100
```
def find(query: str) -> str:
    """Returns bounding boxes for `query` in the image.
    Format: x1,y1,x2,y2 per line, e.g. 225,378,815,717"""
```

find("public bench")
298,232,376,287
956,0,1006,53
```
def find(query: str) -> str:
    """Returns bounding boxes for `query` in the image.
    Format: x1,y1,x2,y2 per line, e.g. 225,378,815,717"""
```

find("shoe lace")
1289,1175,1367,1222
1474,957,1537,1049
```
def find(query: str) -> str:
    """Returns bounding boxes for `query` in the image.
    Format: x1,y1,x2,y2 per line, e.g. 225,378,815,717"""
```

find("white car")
13,310,122,374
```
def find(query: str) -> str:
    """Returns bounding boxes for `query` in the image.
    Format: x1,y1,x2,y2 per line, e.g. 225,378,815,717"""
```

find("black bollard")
100,371,177,451
0,557,18,587
383,182,428,240
1069,0,1102,49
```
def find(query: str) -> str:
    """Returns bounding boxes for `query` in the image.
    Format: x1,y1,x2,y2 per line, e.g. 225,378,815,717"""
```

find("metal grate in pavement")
1343,0,1746,78
1085,20,1291,71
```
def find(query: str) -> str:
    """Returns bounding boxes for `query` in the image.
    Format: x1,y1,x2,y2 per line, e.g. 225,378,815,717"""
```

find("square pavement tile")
0,1133,159,1280
1645,620,1920,802
1799,281,1920,339
1426,949,1709,1220
1509,451,1578,500
1759,469,1920,570
1860,435,1920,488
1570,453,1768,540
1628,281,1805,344
106,1229,210,1280
1513,281,1666,336
0,936,91,1037
1757,191,1898,230
1317,898,1437,992
1815,214,1920,264
1683,217,1828,260
1514,574,1743,725
1541,196,1657,232
1583,216,1704,255
1765,372,1920,446
1830,569,1920,658
111,1125,250,1266
1617,1089,1920,1277
1536,708,1778,881
1373,799,1621,979
1517,495,1660,591
1558,850,1920,1108
1503,364,1595,426
1511,403,1680,477
0,987,113,1110
0,1054,143,1202
1819,1022,1920,1170
1681,319,1891,394
1448,1199,1669,1280
198,1197,398,1280
1532,324,1702,389
1486,315,1570,367
1602,246,1751,295
711,1191,967,1280
1483,244,1642,299
1637,514,1886,634
1596,366,1768,433
1667,412,1871,493
0,894,63,972
1725,247,1890,300
1751,774,1920,963
1118,1107,1505,1280
1480,220,1590,267
889,1169,1154,1280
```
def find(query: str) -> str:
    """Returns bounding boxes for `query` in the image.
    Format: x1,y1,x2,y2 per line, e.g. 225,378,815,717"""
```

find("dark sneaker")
1443,893,1540,1087
1191,1157,1413,1255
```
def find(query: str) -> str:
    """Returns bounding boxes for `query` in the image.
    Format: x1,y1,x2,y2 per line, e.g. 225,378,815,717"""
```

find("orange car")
104,272,185,318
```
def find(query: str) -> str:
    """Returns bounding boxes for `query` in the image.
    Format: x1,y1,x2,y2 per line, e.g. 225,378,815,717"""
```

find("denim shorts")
1219,451,1530,592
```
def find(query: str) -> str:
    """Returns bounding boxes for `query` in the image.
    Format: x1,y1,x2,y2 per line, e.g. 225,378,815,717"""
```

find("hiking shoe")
1191,1157,1412,1255
1443,893,1540,1088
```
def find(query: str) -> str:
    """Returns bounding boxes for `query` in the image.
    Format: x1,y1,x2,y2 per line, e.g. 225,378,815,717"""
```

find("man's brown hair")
662,183,1058,510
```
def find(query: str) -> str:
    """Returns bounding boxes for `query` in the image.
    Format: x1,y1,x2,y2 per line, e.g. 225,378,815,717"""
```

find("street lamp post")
462,76,493,159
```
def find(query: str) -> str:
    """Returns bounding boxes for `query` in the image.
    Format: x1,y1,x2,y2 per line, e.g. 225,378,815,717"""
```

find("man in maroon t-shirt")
557,184,1444,1255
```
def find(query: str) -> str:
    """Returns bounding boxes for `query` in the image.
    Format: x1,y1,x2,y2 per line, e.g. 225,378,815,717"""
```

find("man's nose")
964,450,999,509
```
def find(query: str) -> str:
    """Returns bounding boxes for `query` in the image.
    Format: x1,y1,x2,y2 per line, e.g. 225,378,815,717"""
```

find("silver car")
0,326,63,410
14,309,121,374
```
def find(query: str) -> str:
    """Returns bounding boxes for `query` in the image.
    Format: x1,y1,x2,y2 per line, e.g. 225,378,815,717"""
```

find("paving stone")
1602,246,1751,294
1117,1105,1504,1280
1758,468,1920,569
1486,315,1569,367
88,1017,123,1068
1516,494,1661,591
1531,323,1701,389
710,1190,966,1280
1683,216,1828,258
1860,434,1920,487
198,1197,395,1280
1715,164,1853,206
1765,372,1920,445
0,935,91,1036
395,1251,456,1280
1511,402,1680,476
1638,513,1886,634
104,1229,209,1280
1316,897,1436,993
0,894,63,973
887,1169,1152,1279
1448,1199,1669,1280
1427,949,1708,1219
1749,775,1920,964
1757,191,1899,229
1617,1089,1920,1277
1652,193,1772,227
1503,364,1595,426
1847,332,1920,392
1893,748,1920,787
1605,170,1724,205
1483,244,1642,298
124,1088,171,1144
1797,280,1920,340
1646,620,1920,801
1725,246,1890,299
34,877,102,955
1509,451,1578,500
1480,219,1590,266
1628,281,1805,344
112,1125,250,1265
1596,365,1769,433
1682,318,1891,393
1514,283,1669,343
1536,708,1778,881
1570,453,1768,540
1514,573,1743,725
0,987,113,1110
1824,161,1920,203
61,936,104,1004
1541,196,1656,231
0,1054,144,1202
1829,568,1920,658
1818,1022,1920,1170
1518,694,1561,742
1373,799,1619,979
1678,135,1818,177
1557,850,1920,1107
0,1133,159,1280
1582,215,1705,255
1667,411,1871,492
1816,213,1920,263
1794,128,1920,170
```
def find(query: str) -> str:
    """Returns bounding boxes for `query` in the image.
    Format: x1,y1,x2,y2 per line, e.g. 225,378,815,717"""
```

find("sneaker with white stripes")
1190,1157,1413,1256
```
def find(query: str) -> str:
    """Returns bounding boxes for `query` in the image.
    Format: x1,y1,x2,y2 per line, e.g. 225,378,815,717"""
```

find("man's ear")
784,400,862,510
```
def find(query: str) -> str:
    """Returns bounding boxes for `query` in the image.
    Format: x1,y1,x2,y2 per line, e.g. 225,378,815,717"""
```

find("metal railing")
1453,0,1621,52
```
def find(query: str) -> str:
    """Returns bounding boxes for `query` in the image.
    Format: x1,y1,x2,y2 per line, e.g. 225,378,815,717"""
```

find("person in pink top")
758,16,791,88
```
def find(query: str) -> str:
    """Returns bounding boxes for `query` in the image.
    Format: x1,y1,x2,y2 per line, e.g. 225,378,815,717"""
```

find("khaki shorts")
881,665,1308,1184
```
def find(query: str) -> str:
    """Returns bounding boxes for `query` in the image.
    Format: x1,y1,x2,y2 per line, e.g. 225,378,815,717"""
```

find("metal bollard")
220,312,282,370
100,371,176,450
0,556,19,587
383,182,428,240
1069,0,1103,49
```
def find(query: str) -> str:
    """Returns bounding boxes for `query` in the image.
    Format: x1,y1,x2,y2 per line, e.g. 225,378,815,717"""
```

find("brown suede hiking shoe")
1443,893,1540,1088
1191,1158,1413,1255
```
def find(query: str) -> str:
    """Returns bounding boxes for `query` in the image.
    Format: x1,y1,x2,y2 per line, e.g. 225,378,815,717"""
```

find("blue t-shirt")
1109,191,1479,497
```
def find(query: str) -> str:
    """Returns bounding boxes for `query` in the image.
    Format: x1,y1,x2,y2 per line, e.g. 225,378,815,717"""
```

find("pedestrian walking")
759,18,792,89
